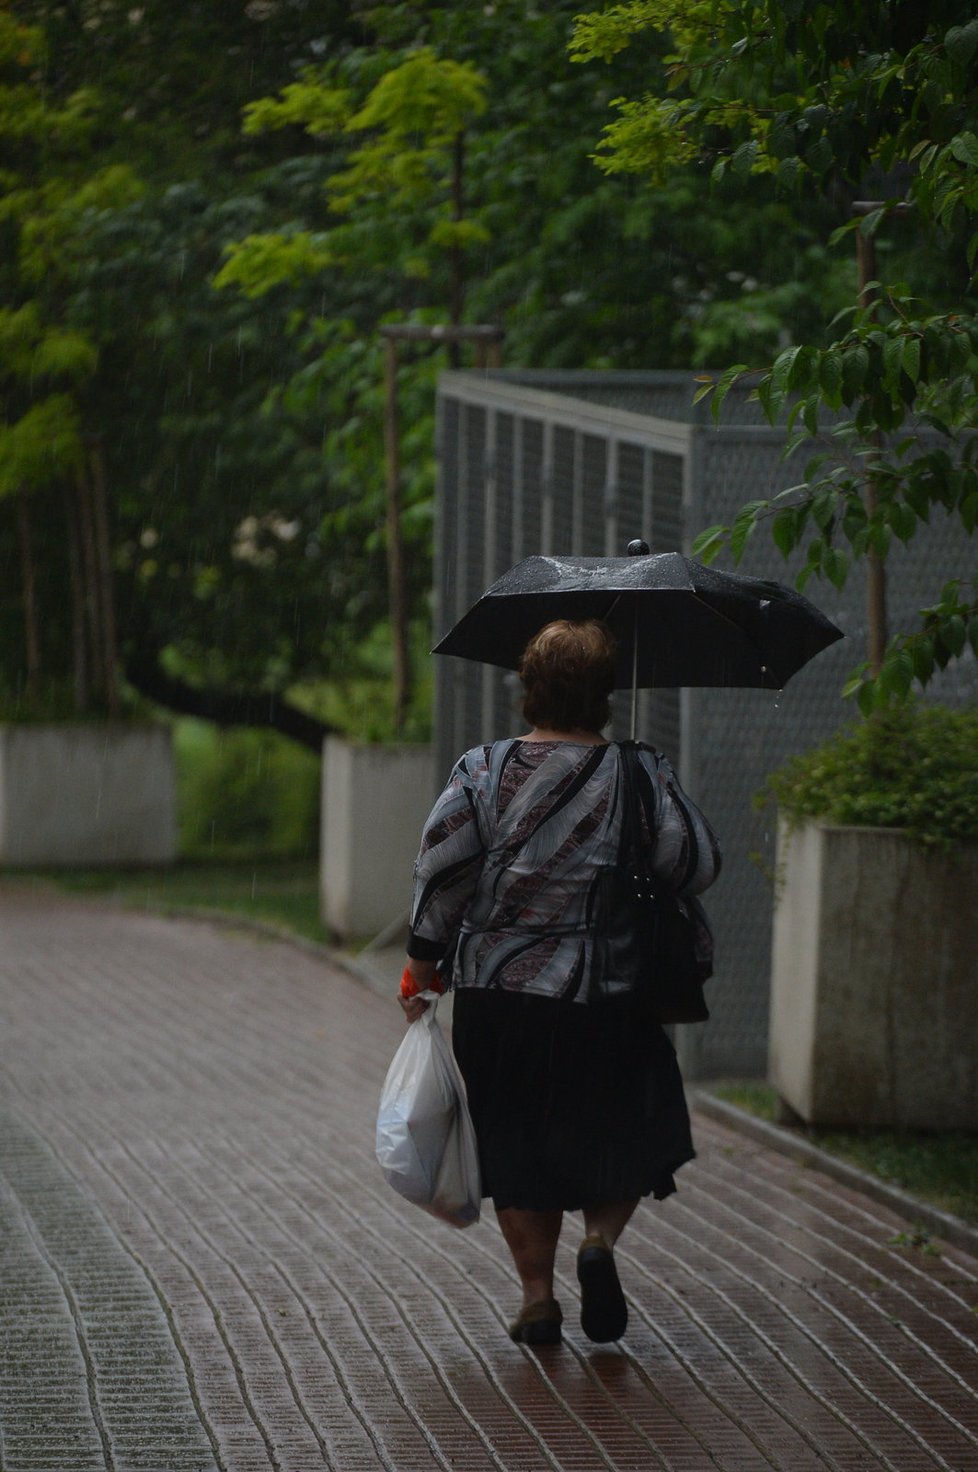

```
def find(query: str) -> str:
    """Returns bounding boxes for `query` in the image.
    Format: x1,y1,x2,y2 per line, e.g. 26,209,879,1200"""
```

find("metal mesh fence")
432,369,976,1078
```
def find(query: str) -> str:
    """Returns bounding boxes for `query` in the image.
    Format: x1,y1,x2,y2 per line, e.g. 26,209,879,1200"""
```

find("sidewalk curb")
144,902,397,1001
328,946,393,999
692,1090,978,1258
165,906,397,999
49,890,386,993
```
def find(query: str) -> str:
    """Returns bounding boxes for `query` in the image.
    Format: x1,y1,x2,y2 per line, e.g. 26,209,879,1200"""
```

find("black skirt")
451,988,695,1212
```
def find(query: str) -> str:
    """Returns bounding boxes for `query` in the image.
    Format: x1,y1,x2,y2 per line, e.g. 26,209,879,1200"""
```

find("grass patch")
13,860,329,947
711,1081,779,1123
812,1128,978,1226
712,1082,978,1225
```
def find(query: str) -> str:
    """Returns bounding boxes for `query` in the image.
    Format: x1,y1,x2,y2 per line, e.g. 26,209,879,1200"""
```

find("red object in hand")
400,966,444,999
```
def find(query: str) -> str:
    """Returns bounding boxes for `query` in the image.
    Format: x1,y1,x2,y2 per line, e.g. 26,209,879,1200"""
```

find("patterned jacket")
408,738,721,1003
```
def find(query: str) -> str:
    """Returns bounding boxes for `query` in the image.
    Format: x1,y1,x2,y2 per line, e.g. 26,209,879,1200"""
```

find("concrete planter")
320,737,434,942
0,723,177,867
769,820,978,1129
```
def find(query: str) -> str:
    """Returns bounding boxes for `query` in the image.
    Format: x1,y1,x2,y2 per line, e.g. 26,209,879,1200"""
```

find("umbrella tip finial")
626,539,651,557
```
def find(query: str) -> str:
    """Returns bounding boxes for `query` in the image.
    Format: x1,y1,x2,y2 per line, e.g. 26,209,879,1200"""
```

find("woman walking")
399,619,721,1346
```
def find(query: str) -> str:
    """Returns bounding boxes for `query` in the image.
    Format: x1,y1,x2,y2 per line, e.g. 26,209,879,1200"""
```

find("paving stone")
0,886,976,1471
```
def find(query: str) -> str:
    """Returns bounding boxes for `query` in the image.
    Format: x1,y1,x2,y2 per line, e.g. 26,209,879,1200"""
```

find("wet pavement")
0,885,976,1471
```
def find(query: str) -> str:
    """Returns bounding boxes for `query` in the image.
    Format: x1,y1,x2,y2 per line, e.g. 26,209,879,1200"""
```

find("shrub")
758,704,978,853
175,720,319,858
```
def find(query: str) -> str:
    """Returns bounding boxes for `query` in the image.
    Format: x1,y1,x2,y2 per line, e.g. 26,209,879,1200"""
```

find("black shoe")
508,1297,563,1345
577,1235,627,1343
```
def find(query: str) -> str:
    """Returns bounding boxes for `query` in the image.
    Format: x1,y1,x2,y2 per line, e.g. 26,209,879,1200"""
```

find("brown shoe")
508,1297,563,1345
577,1234,627,1343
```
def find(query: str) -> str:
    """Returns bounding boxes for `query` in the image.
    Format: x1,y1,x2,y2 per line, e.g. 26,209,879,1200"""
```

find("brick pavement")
0,885,976,1472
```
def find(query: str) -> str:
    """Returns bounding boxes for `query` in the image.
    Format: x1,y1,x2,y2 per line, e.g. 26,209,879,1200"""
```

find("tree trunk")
856,225,888,675
124,646,335,753
382,334,412,736
76,461,107,703
447,131,466,370
15,490,41,709
88,437,120,716
63,482,90,712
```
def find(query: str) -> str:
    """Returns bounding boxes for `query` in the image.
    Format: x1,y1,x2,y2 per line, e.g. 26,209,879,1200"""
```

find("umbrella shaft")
630,611,638,741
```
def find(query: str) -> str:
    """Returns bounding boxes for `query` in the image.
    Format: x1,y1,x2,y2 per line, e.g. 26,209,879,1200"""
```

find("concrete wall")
0,724,177,867
321,738,435,941
769,822,978,1128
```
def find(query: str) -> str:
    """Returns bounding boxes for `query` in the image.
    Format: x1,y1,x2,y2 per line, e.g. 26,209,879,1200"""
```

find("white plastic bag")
376,995,481,1228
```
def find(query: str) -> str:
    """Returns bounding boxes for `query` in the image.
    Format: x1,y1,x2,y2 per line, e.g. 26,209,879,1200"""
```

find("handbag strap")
620,742,701,897
617,741,649,874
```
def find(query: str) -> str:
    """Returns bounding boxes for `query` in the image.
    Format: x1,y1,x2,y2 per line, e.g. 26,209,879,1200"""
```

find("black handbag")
599,741,713,1024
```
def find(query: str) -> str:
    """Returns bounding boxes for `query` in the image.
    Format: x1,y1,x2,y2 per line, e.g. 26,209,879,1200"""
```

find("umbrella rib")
685,591,786,686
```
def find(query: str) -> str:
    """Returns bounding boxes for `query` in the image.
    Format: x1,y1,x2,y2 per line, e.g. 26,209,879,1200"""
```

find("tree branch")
124,649,335,753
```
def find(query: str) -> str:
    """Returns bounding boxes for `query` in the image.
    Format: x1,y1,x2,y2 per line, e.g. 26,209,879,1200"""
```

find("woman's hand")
398,960,443,1024
399,992,430,1025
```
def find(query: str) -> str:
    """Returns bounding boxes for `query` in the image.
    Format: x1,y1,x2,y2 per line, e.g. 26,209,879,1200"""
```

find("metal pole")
626,539,649,741
630,605,638,741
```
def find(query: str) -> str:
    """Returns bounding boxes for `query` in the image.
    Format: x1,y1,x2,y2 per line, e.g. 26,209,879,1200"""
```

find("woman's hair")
519,619,618,733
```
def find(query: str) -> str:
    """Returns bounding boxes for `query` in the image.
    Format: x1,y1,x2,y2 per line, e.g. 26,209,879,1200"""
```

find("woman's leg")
495,1206,563,1307
576,1198,638,1343
582,1197,639,1248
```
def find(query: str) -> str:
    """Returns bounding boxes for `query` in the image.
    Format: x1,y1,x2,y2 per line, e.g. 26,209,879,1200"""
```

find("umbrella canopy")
433,549,844,690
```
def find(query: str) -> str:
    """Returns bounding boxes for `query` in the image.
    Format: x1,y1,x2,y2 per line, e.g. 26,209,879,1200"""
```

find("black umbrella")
434,543,843,707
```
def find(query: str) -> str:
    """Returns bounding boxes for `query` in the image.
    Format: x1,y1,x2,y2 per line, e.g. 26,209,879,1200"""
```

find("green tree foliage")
0,12,95,497
221,1,852,368
0,3,145,713
210,0,856,734
15,0,358,180
7,0,948,743
570,1,978,710
5,3,378,738
220,46,489,336
216,40,494,730
70,175,400,732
